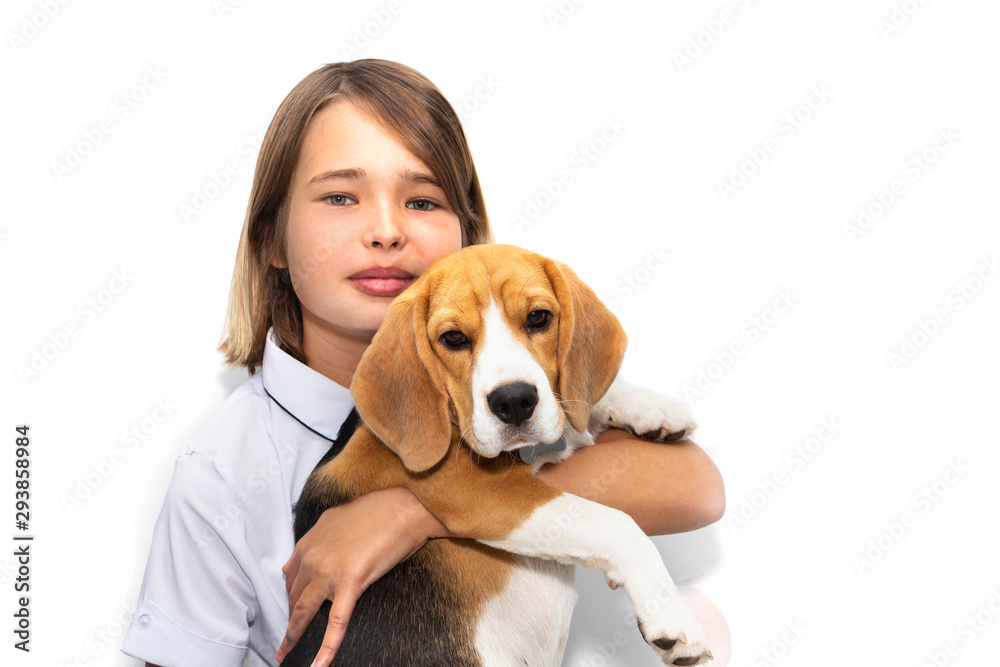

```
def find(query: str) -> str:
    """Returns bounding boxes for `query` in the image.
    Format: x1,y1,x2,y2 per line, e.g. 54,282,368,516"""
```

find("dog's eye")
526,310,551,331
440,330,469,348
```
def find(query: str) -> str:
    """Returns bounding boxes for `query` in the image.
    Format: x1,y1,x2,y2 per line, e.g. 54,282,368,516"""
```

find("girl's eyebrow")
398,168,442,189
308,167,365,185
306,167,441,189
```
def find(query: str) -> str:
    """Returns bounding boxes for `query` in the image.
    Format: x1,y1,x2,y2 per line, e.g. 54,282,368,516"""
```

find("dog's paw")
637,594,713,666
651,634,713,666
590,378,697,443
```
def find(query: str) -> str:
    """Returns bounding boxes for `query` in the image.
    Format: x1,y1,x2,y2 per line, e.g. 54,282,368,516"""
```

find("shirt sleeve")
121,451,258,666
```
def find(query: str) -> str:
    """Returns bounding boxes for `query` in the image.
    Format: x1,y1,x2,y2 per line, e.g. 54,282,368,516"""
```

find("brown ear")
544,258,628,433
350,289,452,473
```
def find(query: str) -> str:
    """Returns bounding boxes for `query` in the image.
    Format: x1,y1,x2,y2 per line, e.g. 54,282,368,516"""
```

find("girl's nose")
365,198,405,249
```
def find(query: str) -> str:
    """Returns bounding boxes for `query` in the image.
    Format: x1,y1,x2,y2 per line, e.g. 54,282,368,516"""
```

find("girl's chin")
352,302,392,333
302,299,389,341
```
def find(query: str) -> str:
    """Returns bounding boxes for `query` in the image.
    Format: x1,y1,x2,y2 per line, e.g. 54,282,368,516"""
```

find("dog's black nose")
487,382,538,426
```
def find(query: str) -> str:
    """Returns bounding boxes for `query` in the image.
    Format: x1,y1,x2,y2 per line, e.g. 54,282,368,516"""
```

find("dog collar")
519,435,567,464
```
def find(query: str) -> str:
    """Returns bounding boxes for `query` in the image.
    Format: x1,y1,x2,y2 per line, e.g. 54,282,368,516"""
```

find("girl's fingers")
278,585,327,660
282,546,300,584
285,567,312,618
283,554,300,594
311,593,359,667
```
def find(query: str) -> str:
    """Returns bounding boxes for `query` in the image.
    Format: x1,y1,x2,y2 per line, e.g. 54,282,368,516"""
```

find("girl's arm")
537,430,726,535
278,434,723,666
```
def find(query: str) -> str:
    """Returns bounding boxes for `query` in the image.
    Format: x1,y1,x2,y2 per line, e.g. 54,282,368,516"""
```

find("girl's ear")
543,258,628,434
350,290,452,473
268,248,287,269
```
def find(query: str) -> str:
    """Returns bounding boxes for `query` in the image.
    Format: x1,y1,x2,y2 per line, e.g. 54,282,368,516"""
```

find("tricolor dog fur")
284,244,713,666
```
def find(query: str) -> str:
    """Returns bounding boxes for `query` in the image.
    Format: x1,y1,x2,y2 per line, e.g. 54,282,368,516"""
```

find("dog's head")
350,244,627,472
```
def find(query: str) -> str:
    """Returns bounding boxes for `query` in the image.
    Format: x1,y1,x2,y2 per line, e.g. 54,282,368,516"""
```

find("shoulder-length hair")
219,60,493,374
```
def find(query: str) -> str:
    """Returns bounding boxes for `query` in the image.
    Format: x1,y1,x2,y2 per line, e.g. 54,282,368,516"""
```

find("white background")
3,0,1000,665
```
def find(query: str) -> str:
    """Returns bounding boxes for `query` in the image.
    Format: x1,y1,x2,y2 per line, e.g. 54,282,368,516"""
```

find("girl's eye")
526,310,551,331
407,199,437,211
440,330,469,348
324,194,357,206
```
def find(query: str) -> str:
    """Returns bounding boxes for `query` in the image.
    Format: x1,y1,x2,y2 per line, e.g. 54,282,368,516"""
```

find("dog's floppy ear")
350,289,452,473
544,258,628,434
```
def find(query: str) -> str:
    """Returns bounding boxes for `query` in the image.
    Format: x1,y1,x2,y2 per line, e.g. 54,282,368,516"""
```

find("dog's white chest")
473,556,577,666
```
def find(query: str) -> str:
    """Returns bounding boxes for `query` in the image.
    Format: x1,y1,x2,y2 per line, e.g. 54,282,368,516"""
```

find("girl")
121,59,725,667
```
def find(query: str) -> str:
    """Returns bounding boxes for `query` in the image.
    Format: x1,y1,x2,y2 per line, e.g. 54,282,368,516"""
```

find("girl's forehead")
295,100,433,183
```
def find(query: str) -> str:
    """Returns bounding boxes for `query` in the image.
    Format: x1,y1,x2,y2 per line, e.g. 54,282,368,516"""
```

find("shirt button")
137,613,151,628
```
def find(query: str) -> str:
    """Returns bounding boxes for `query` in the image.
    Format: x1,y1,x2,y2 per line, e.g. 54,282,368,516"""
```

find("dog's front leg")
590,377,699,443
412,460,713,666
487,491,712,666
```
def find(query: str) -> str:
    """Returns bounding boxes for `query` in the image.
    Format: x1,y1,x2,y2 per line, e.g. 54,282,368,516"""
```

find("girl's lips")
350,277,415,296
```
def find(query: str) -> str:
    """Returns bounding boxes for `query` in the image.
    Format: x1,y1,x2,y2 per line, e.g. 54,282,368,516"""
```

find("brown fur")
294,244,628,657
349,243,627,473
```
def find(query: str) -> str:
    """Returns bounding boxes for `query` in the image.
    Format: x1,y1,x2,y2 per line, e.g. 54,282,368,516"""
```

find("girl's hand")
276,487,452,666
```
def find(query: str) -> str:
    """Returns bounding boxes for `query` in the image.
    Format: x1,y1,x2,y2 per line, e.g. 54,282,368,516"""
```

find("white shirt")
121,328,355,666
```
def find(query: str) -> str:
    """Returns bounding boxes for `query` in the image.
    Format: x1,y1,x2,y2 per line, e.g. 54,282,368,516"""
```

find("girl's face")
278,100,463,351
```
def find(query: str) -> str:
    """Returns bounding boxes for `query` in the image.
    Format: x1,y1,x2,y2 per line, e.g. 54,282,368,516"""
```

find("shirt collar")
261,327,354,442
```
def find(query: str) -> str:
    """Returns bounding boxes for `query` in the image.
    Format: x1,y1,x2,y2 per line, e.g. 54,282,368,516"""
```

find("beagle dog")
283,244,712,666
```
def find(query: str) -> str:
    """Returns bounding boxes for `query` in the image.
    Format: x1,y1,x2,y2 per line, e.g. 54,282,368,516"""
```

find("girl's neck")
300,317,374,390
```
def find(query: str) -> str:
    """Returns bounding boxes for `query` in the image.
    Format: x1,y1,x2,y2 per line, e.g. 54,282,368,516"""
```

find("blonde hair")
219,60,494,373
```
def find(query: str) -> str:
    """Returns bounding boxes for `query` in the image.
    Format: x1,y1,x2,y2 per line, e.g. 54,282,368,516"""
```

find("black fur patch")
282,418,482,667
